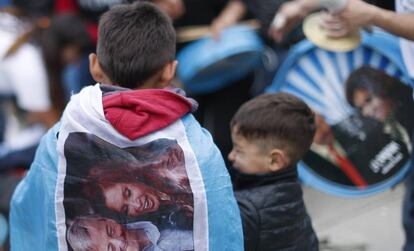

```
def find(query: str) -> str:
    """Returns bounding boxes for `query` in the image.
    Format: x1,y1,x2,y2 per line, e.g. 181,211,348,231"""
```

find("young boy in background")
229,92,319,251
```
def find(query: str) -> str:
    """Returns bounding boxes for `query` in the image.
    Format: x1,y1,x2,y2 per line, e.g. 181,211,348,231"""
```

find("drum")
267,30,414,197
177,25,264,95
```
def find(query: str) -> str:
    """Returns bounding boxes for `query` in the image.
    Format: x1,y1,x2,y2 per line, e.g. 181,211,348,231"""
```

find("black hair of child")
231,92,316,164
97,2,176,89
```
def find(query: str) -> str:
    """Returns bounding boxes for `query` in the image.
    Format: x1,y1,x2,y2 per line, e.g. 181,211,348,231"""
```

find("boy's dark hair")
230,93,316,164
97,2,176,88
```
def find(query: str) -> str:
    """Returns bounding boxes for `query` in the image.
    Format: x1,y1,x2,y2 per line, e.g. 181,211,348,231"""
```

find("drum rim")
177,25,264,95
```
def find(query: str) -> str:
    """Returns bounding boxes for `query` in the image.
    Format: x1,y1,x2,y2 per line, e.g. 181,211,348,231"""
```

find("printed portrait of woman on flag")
62,132,195,250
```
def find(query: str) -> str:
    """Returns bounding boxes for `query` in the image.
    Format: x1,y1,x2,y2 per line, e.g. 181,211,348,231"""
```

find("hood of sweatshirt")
101,85,198,140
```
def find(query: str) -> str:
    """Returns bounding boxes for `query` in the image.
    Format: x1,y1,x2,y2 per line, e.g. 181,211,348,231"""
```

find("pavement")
303,183,405,251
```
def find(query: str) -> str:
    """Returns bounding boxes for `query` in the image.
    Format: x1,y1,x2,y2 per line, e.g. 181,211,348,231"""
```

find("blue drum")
267,31,414,197
177,25,264,95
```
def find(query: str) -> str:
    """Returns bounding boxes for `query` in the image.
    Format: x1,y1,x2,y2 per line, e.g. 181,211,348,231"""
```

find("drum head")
267,31,414,197
303,12,361,52
177,25,264,95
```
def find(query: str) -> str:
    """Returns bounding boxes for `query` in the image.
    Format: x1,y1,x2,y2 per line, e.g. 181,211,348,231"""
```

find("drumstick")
176,19,260,43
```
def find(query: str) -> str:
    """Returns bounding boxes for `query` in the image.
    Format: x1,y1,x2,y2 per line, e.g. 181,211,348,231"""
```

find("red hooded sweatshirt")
103,88,196,140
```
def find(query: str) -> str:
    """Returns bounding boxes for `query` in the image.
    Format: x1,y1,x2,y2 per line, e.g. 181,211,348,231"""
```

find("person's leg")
403,138,414,251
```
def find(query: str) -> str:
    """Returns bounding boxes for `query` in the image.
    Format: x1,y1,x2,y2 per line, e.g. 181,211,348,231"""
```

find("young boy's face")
228,128,270,174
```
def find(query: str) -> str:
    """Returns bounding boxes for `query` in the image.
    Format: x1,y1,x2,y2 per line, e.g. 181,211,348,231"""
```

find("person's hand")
318,11,349,37
322,0,376,38
211,17,233,40
210,0,246,40
268,1,309,42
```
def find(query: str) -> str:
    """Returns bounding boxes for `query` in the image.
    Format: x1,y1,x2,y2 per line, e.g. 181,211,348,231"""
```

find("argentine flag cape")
10,84,243,251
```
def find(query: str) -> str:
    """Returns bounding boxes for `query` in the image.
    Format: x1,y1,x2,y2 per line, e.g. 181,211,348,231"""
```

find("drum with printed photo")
267,30,414,197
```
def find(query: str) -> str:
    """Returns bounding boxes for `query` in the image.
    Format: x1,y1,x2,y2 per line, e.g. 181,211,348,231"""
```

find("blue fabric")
10,114,244,250
0,0,10,7
10,124,60,251
182,114,244,251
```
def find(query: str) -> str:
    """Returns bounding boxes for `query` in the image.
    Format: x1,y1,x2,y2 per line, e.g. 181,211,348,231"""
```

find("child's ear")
89,53,112,84
158,60,178,88
268,149,289,172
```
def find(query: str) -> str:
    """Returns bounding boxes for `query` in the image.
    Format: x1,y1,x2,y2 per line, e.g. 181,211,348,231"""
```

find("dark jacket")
234,166,319,251
241,0,304,46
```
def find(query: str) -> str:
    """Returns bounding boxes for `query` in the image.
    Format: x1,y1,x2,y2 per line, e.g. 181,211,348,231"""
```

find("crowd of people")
0,0,413,251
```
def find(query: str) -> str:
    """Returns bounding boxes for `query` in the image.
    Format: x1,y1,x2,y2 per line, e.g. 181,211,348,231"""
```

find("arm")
150,0,185,20
323,0,414,40
27,110,60,129
372,11,414,41
268,0,321,42
211,0,247,39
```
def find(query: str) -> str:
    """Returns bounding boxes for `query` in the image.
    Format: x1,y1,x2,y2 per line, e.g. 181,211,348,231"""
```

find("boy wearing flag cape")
10,2,243,251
